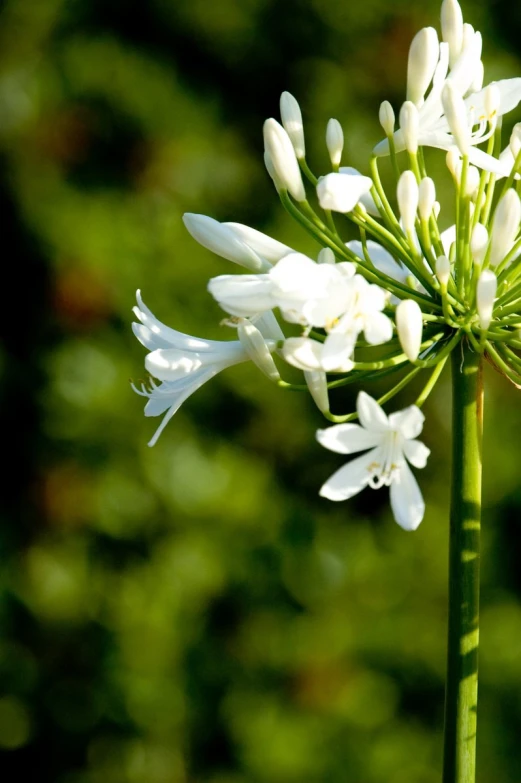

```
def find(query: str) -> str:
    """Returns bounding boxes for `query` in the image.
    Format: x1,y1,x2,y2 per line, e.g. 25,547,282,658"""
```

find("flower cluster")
133,0,521,529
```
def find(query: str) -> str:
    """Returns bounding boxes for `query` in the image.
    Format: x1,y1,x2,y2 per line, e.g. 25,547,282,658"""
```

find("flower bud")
407,27,440,106
224,222,292,264
446,147,460,178
476,270,497,330
317,248,336,264
183,213,270,272
237,319,280,381
418,177,436,220
379,101,395,137
317,171,373,213
304,370,330,413
399,101,419,154
263,118,306,201
396,299,423,362
433,201,441,219
510,123,521,159
280,91,305,159
436,255,451,286
489,189,521,266
326,118,344,167
470,223,489,264
455,162,480,198
442,83,470,155
470,60,484,94
397,170,419,233
441,0,464,67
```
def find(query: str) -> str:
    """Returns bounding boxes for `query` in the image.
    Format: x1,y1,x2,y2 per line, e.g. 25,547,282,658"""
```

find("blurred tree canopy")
2,0,521,781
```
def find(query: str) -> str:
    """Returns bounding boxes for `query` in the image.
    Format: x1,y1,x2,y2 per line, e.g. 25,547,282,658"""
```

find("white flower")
132,292,279,446
374,20,521,175
317,392,430,531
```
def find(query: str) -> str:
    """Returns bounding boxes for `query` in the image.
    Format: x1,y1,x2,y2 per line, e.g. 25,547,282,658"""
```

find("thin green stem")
443,345,483,783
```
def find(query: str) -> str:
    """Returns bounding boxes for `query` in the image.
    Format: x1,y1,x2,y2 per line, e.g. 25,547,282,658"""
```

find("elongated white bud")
433,201,441,219
442,83,470,155
470,223,489,264
470,60,484,94
304,370,330,413
183,214,270,272
224,222,292,264
510,123,521,159
489,189,521,266
397,170,419,233
317,247,336,264
396,299,423,362
399,101,419,154
237,319,280,381
280,91,305,159
379,101,395,136
436,255,451,286
455,162,480,198
476,270,497,330
407,27,440,106
263,118,306,201
441,0,464,67
326,118,344,167
418,177,436,220
317,171,373,213
446,147,460,178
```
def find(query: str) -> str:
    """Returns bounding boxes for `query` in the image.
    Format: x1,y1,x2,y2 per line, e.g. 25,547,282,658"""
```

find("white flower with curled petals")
132,292,279,446
317,392,430,531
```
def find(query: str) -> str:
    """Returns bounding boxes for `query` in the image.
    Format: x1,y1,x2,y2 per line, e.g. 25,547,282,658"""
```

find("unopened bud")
317,171,373,213
326,118,344,167
455,162,480,198
263,118,306,201
407,27,440,106
280,91,305,159
396,299,423,362
510,123,521,159
433,201,441,219
400,101,420,154
441,0,464,66
224,222,292,264
470,223,489,264
379,101,395,137
442,83,470,155
446,147,460,178
476,270,497,330
304,370,330,413
489,189,521,266
237,319,280,381
183,213,270,272
317,248,336,264
397,170,419,233
418,177,436,220
436,255,451,286
470,61,484,94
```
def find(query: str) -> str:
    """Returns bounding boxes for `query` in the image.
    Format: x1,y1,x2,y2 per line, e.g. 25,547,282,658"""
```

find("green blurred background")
2,0,521,780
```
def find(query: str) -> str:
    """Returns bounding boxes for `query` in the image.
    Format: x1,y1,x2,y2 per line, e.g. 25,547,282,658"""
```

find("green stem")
443,345,483,783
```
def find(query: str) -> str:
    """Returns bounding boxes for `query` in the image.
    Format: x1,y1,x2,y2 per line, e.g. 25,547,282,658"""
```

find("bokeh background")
3,0,521,780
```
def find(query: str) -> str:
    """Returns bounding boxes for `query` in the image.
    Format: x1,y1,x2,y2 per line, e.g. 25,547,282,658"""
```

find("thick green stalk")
443,346,483,783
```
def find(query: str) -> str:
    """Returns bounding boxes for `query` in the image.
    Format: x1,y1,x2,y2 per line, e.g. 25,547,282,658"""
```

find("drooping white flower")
132,292,279,446
317,392,430,531
317,171,373,213
223,222,294,264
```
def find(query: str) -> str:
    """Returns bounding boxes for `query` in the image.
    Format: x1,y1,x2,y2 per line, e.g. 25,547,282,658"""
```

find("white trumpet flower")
317,392,430,531
132,292,279,445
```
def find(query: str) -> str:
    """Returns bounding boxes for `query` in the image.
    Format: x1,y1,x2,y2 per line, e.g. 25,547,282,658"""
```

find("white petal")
252,310,285,342
304,370,330,413
135,291,218,352
317,424,383,454
321,333,356,372
389,462,425,530
467,146,511,176
357,391,389,432
347,240,409,284
319,449,383,501
403,439,431,468
465,78,521,122
339,167,380,215
363,311,394,345
208,274,275,317
282,337,324,371
317,172,373,213
389,405,425,439
441,224,456,256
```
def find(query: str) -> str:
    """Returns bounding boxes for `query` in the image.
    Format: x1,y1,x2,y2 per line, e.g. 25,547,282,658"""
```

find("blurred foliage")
2,0,521,780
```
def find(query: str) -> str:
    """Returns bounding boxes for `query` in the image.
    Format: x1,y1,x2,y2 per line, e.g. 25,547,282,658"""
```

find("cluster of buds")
133,0,521,530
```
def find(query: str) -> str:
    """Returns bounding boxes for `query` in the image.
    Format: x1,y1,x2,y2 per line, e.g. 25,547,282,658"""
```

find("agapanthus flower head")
133,0,521,529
